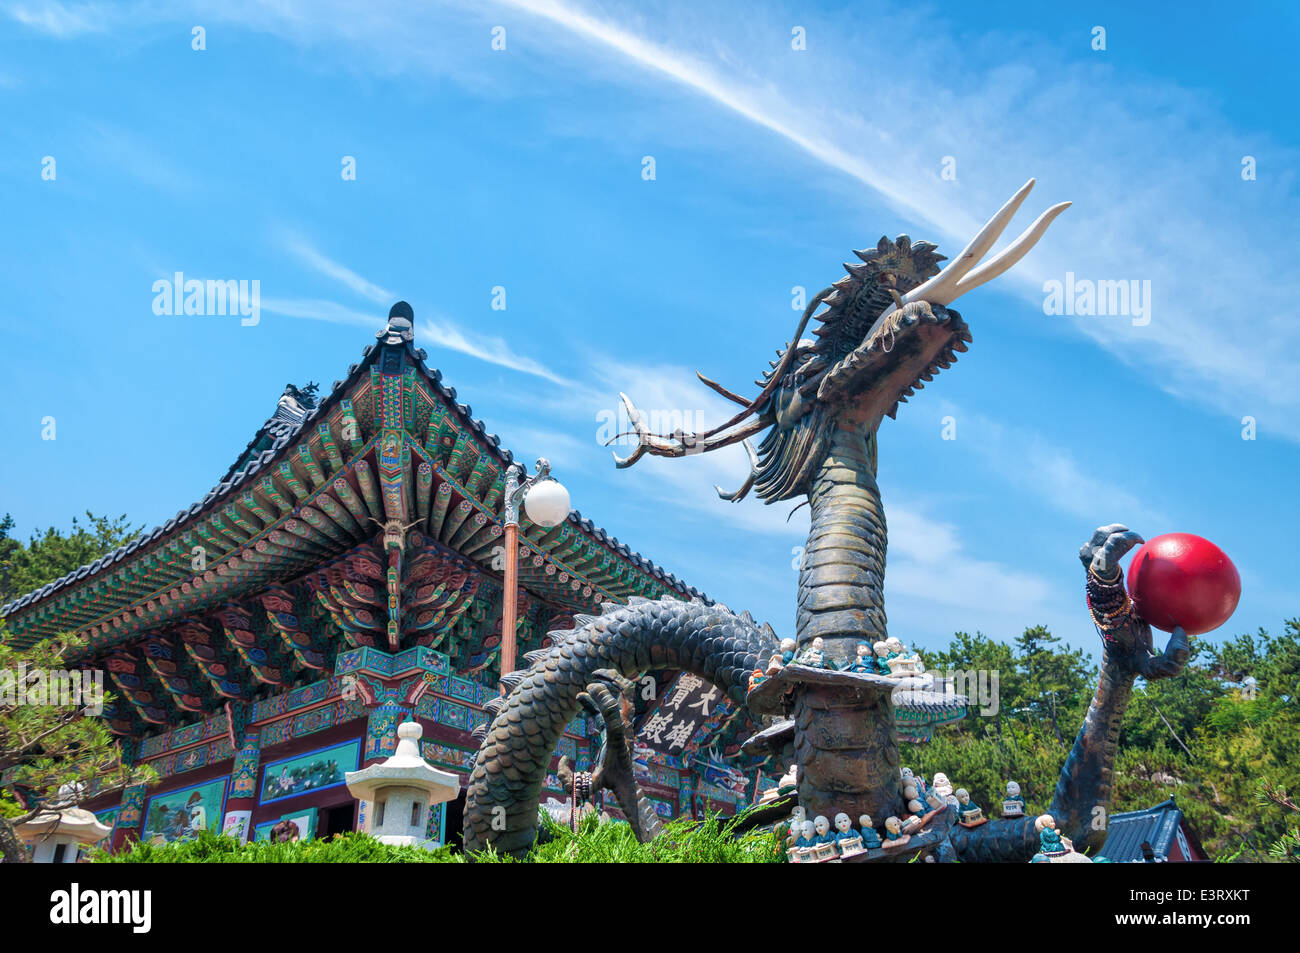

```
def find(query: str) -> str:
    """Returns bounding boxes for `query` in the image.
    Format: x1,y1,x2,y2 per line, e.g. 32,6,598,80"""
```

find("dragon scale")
798,415,887,657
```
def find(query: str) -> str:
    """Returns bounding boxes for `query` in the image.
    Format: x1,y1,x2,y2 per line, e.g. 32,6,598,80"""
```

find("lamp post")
500,458,570,681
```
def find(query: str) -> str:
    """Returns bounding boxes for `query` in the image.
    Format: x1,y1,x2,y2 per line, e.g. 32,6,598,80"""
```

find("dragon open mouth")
816,299,972,422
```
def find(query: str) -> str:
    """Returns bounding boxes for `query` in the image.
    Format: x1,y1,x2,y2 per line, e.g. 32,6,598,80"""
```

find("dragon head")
610,180,1068,502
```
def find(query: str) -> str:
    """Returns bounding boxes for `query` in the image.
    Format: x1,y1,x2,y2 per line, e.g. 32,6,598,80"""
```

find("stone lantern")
16,808,111,863
345,721,459,847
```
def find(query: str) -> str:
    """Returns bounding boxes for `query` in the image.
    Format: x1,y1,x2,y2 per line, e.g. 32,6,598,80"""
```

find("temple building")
1,304,766,855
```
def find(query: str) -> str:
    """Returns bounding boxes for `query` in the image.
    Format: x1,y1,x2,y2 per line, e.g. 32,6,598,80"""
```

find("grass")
494,811,784,863
91,810,785,863
92,829,460,863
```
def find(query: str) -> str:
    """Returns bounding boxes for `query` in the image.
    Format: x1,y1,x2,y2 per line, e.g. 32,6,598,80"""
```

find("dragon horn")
868,179,1068,335
943,201,1072,301
909,178,1038,306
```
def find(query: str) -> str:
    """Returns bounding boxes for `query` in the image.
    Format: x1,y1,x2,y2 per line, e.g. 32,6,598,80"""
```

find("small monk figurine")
768,638,797,675
809,814,839,860
833,813,864,856
782,805,807,848
901,783,928,833
845,641,875,674
901,767,929,801
901,782,926,823
1036,814,1069,855
925,788,950,816
1002,780,1026,818
857,814,882,849
930,771,954,802
797,636,828,668
748,668,767,693
881,815,910,849
790,816,811,847
796,819,817,851
788,818,817,863
776,764,798,797
955,788,986,827
872,640,892,675
884,636,924,676
780,637,797,665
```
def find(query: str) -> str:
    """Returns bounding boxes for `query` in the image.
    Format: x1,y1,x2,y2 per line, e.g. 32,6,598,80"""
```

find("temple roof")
1,304,706,649
1096,798,1206,862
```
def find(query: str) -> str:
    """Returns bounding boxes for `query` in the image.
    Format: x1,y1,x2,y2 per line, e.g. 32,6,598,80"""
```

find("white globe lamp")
523,476,570,528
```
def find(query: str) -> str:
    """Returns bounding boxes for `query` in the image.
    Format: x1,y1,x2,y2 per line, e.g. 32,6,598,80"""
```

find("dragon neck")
1049,652,1136,848
796,412,887,665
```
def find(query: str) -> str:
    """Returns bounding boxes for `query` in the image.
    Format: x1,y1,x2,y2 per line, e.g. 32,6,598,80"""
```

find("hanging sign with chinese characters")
634,672,730,763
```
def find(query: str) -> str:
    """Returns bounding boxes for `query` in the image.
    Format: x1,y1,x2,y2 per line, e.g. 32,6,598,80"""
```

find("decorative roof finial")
379,301,415,345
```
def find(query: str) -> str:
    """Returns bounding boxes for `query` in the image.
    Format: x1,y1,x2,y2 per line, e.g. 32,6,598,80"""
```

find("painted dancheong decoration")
465,178,1228,862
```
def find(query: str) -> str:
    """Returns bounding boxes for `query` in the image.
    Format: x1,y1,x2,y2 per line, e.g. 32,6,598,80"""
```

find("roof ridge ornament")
379,300,415,345
272,381,320,428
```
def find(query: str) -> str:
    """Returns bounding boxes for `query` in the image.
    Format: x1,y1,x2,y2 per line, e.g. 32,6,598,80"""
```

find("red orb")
1126,533,1241,635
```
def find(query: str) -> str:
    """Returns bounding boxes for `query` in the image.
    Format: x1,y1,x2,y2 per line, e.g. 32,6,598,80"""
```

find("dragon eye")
877,271,897,287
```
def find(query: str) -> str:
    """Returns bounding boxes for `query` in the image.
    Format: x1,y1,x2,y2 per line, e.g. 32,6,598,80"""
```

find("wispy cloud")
83,121,194,193
935,400,1164,527
886,501,1057,611
496,0,927,223
281,234,395,304
5,0,116,36
260,297,376,327
270,232,568,384
416,319,567,384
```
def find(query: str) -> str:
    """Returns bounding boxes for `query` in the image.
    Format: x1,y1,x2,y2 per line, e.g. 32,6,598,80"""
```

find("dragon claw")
1142,625,1191,681
1079,523,1143,579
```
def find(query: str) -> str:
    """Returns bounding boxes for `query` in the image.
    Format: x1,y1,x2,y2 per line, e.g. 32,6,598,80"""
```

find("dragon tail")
463,595,778,857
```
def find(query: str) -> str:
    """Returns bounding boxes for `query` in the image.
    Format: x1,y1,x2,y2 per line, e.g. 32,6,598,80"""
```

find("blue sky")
1,0,1296,660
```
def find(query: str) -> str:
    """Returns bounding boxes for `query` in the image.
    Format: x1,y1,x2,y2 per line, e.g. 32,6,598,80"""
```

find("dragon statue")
464,180,1190,861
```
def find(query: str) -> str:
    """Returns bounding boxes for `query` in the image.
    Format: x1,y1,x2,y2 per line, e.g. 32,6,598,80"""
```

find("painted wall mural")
142,777,228,844
259,739,360,805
